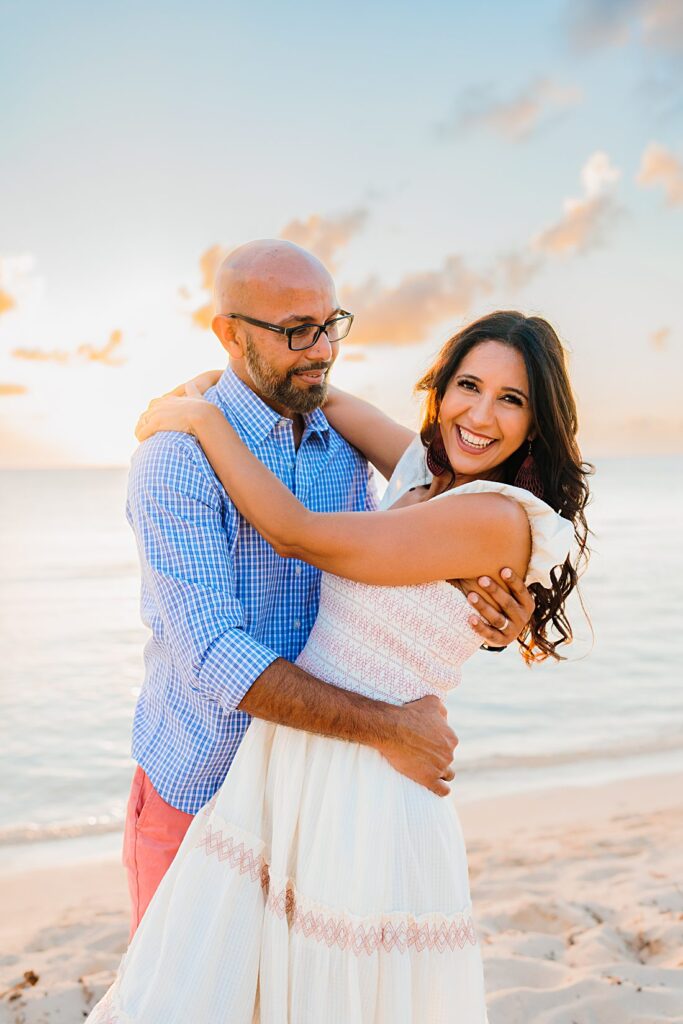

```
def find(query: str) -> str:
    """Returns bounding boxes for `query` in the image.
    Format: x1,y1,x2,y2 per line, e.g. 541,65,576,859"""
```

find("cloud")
440,78,582,143
183,244,228,329
637,142,683,205
642,0,683,50
279,208,369,269
0,253,43,315
12,346,71,364
12,330,125,367
650,326,671,349
534,151,622,255
340,256,492,346
0,383,28,396
495,251,544,290
77,329,125,366
568,0,683,53
185,211,369,329
0,288,16,315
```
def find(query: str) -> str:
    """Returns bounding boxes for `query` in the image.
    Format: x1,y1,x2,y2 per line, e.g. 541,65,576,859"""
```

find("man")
124,239,533,935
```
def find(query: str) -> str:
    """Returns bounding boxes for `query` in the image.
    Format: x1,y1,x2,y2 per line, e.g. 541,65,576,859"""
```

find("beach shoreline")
2,771,682,1022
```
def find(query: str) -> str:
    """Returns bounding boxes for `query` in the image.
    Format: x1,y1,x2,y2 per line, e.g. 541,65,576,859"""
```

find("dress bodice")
296,574,479,705
296,471,575,706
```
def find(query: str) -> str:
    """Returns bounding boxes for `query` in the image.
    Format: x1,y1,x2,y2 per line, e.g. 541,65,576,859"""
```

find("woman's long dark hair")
416,311,592,663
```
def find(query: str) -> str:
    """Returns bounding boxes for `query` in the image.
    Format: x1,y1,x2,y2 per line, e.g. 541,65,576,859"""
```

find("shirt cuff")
198,628,280,713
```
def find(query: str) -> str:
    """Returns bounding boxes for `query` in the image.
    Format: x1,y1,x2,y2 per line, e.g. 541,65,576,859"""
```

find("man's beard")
244,337,330,414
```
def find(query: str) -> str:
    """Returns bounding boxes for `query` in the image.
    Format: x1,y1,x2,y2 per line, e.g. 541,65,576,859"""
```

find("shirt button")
293,619,301,629
295,565,302,577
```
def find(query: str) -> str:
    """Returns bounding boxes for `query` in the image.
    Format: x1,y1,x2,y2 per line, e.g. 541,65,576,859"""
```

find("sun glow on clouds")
569,0,683,52
637,143,683,206
442,78,582,143
651,326,671,350
12,330,125,367
280,209,369,270
534,152,621,256
340,258,491,346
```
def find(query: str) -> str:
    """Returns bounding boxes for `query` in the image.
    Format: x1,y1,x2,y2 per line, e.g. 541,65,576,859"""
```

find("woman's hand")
135,383,214,442
165,369,222,399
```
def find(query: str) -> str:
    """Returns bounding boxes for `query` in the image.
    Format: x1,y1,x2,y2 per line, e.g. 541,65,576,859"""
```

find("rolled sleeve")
128,435,278,713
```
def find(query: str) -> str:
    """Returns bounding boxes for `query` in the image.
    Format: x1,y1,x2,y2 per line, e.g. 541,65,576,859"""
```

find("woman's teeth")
457,426,496,451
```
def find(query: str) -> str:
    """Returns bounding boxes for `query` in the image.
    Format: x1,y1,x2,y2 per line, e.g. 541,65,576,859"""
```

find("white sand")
1,772,682,1023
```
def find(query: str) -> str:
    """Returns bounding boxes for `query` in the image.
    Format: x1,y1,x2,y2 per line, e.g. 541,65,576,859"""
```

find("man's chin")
287,381,328,414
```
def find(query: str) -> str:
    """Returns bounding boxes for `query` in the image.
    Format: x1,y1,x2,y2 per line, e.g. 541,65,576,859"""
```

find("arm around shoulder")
282,491,532,587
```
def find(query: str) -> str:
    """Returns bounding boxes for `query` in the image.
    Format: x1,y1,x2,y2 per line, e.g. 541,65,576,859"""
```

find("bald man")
124,241,505,934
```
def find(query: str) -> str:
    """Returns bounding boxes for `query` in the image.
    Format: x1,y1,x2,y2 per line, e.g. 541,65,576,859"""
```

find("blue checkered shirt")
127,368,377,813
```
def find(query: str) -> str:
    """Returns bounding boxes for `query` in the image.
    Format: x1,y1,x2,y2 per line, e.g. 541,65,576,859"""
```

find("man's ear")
212,315,244,360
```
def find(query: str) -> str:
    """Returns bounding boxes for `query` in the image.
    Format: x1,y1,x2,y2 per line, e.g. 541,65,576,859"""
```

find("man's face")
235,276,342,415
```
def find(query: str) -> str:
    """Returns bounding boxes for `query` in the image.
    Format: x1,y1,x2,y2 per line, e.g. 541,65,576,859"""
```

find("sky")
1,0,682,466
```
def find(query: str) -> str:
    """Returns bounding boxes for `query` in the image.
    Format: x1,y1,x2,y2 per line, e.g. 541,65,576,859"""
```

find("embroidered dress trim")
197,819,477,956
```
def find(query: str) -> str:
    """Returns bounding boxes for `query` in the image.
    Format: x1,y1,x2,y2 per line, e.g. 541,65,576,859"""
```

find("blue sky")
1,0,682,464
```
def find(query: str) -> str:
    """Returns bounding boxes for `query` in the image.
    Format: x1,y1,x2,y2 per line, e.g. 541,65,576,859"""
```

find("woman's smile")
454,425,499,454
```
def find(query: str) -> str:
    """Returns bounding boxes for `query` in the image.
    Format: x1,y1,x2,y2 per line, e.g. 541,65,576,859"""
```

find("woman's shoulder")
380,435,431,509
435,480,574,588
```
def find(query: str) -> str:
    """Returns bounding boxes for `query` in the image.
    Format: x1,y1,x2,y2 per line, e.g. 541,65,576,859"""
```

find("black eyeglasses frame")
219,311,354,351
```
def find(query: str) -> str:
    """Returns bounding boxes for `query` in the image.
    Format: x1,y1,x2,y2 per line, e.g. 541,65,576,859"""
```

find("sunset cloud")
0,383,28,396
340,256,491,346
650,326,671,350
186,211,369,329
12,330,125,367
0,253,42,315
534,151,621,255
280,208,368,269
77,329,125,366
495,251,544,290
568,0,683,52
0,288,16,315
187,244,228,329
12,346,71,364
637,142,683,205
441,78,582,143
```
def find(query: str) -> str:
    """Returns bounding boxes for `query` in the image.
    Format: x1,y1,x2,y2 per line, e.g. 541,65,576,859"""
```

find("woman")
88,311,589,1023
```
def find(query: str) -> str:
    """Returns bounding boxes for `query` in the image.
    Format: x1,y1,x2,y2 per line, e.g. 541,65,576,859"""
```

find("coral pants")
122,765,194,939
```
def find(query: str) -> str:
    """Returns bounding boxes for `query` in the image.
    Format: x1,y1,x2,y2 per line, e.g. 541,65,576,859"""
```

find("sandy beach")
1,771,681,1023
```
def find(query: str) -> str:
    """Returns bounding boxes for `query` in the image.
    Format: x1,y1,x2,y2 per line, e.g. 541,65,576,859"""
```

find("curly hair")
416,310,593,663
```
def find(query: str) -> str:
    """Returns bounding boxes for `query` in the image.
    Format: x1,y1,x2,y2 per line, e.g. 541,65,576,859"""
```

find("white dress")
87,477,573,1024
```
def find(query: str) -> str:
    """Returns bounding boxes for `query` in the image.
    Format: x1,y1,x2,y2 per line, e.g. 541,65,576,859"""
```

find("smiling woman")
417,310,592,660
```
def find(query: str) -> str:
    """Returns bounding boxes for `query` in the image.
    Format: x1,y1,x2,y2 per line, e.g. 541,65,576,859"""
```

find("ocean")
1,458,682,869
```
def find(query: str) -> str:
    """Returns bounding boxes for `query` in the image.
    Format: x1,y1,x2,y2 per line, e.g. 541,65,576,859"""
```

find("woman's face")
439,340,534,482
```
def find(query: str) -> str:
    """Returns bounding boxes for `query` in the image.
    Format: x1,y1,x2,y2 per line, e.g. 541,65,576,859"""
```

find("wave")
2,733,682,849
456,730,683,775
0,816,124,848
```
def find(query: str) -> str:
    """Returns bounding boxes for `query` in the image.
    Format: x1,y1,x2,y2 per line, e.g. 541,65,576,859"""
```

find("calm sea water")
1,459,682,866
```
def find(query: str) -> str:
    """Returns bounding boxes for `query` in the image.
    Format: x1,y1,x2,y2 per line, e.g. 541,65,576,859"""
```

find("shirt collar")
211,368,331,447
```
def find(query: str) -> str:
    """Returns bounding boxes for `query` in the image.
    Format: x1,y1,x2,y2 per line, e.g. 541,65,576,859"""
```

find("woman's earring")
426,426,451,476
514,440,544,499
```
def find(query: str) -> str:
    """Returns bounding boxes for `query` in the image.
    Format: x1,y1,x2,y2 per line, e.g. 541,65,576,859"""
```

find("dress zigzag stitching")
197,822,478,955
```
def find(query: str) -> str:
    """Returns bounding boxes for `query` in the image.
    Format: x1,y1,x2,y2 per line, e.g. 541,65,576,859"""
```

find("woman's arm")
323,386,416,481
170,372,415,481
136,394,531,586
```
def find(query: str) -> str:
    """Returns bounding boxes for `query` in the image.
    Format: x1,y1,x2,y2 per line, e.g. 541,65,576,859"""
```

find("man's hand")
378,695,458,797
461,567,535,648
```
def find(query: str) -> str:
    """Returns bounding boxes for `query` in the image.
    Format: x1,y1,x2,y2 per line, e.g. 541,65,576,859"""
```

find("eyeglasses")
220,311,354,351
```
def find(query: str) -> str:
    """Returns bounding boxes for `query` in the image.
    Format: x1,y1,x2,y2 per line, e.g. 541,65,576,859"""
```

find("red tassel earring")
426,426,451,476
514,440,544,498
